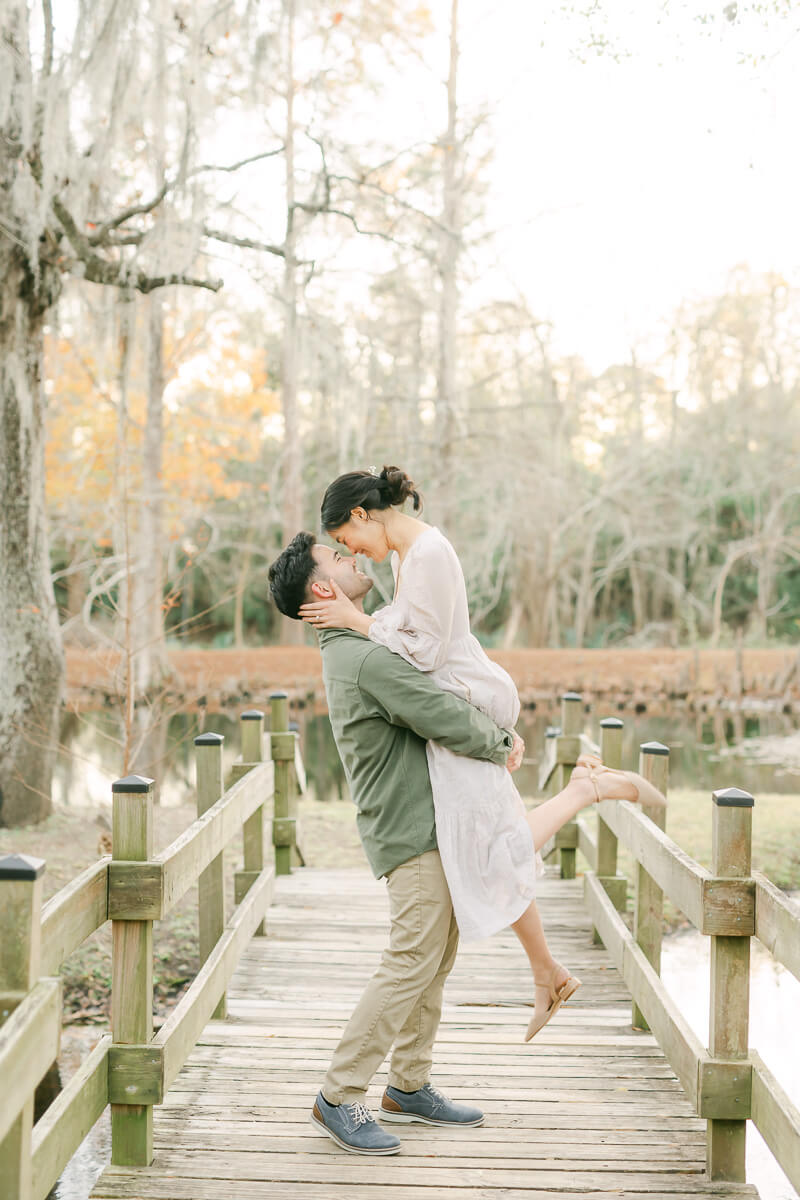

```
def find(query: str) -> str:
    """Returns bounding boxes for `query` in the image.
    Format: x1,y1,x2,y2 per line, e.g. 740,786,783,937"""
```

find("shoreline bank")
65,645,800,713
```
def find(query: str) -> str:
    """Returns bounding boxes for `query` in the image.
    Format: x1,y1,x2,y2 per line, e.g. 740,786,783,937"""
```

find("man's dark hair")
268,531,318,620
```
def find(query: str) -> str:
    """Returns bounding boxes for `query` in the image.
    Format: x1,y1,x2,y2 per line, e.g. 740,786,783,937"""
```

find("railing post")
555,692,583,879
111,775,154,1166
195,733,227,1016
631,741,669,1031
0,853,46,1200
597,716,627,904
238,710,267,935
270,692,295,876
706,786,754,1182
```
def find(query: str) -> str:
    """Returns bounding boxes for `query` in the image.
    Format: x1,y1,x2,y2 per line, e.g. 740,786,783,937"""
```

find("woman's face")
329,509,390,562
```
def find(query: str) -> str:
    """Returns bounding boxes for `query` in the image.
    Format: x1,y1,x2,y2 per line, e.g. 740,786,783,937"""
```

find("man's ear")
310,580,334,599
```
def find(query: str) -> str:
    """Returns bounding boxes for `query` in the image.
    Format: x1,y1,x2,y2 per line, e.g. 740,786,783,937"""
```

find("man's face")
310,544,373,603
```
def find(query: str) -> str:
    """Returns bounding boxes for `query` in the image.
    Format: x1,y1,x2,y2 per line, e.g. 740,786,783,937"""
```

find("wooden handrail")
0,695,302,1197
753,871,800,982
40,858,109,976
566,710,798,1189
31,1034,111,1200
750,1051,800,1195
584,872,707,1101
107,762,274,921
0,979,62,1144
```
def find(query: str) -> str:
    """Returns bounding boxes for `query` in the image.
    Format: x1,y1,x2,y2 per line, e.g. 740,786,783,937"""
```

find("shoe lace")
347,1102,375,1127
422,1083,446,1103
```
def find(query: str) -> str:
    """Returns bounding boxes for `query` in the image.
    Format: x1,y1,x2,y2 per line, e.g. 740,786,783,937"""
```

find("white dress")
368,526,542,942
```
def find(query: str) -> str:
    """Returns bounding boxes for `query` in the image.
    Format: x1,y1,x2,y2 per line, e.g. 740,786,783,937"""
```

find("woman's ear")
352,506,369,523
310,580,334,599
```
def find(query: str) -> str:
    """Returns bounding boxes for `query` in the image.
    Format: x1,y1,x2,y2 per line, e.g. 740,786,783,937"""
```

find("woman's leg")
511,899,565,986
525,771,636,852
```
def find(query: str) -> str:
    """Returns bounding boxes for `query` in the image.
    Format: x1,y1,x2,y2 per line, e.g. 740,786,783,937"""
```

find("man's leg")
322,849,453,1105
387,903,458,1092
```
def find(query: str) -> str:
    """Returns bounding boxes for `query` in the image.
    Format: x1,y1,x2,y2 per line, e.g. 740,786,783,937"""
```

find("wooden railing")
0,692,302,1200
545,695,800,1193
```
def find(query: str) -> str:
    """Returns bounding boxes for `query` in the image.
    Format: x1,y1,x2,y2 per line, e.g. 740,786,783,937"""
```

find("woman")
299,466,665,1040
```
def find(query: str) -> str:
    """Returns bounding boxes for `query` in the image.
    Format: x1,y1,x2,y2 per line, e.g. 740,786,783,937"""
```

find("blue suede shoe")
380,1083,484,1127
310,1091,401,1154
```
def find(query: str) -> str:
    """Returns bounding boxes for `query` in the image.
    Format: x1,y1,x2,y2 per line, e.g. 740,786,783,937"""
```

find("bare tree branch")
189,148,285,176
203,227,286,258
88,180,170,245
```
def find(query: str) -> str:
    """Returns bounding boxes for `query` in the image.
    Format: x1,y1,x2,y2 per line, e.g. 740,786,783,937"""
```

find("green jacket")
318,627,513,879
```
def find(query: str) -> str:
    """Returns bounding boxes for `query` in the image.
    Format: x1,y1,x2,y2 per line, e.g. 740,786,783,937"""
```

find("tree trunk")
436,0,460,528
129,294,169,693
279,0,304,644
0,263,65,825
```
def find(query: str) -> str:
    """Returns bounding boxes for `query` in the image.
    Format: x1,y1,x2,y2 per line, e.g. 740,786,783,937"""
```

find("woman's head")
321,466,422,560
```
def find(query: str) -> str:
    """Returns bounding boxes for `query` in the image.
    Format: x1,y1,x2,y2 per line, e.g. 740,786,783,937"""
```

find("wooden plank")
0,978,62,1144
40,858,109,975
90,1152,750,1191
750,1049,800,1197
155,865,275,1092
753,870,800,983
584,872,705,1104
92,1175,758,1200
31,1034,110,1200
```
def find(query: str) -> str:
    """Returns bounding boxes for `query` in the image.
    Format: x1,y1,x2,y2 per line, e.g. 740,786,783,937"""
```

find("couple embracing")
268,465,665,1156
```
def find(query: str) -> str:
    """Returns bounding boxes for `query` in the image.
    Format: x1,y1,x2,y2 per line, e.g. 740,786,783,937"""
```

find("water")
55,701,799,809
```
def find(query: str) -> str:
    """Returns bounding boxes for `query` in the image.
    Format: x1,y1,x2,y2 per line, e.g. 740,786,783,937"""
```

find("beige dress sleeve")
367,536,457,672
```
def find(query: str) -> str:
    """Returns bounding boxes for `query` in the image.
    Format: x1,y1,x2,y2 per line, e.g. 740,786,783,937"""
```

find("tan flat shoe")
574,763,667,809
525,966,582,1042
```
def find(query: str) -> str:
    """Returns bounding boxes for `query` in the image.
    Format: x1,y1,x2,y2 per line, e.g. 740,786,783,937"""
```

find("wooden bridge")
2,694,799,1200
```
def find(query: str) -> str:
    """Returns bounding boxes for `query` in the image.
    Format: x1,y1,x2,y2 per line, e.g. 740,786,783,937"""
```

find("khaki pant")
323,849,458,1104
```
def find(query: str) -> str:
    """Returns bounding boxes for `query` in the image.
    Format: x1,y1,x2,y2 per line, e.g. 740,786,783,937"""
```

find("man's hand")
299,580,360,630
506,730,525,773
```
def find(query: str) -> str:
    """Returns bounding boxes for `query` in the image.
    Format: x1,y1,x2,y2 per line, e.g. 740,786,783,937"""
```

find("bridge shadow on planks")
92,868,759,1200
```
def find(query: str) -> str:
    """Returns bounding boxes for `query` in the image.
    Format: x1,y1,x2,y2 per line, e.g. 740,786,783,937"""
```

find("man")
268,532,523,1155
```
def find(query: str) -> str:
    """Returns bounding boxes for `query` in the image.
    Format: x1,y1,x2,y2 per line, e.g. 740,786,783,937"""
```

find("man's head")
268,531,373,620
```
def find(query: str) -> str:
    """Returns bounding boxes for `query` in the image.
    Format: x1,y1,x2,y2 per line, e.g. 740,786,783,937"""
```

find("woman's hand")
506,731,525,773
299,580,361,631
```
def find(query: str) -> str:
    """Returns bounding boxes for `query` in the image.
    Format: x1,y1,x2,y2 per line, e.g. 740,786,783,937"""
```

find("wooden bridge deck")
92,868,758,1200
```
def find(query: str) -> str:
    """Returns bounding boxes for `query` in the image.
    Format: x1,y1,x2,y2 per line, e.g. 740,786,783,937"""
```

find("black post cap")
112,775,154,793
0,853,46,880
241,710,264,721
600,717,624,729
562,691,582,702
270,691,288,700
195,732,224,746
713,787,755,808
640,741,670,756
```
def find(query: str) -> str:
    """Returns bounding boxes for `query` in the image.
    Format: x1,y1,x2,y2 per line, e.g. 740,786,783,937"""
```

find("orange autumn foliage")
45,312,279,546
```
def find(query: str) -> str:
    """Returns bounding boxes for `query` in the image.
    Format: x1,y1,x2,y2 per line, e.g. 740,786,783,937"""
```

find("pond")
55,700,800,809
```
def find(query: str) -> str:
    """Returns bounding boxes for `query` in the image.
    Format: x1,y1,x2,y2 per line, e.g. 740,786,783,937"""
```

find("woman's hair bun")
379,466,421,512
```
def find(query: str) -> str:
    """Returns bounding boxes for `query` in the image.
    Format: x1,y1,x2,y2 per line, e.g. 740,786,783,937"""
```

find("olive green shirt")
318,627,514,879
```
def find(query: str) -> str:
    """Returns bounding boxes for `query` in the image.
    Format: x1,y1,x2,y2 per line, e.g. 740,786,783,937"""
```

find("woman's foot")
571,762,667,808
525,963,582,1042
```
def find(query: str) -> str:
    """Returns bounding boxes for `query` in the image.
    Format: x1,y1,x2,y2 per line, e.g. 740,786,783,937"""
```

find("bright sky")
453,1,800,368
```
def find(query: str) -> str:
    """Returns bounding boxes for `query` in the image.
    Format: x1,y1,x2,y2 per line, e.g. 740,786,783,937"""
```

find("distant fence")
540,693,800,1191
0,692,302,1199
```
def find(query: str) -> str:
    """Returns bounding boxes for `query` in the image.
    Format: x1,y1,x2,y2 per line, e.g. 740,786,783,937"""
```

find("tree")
0,0,286,823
